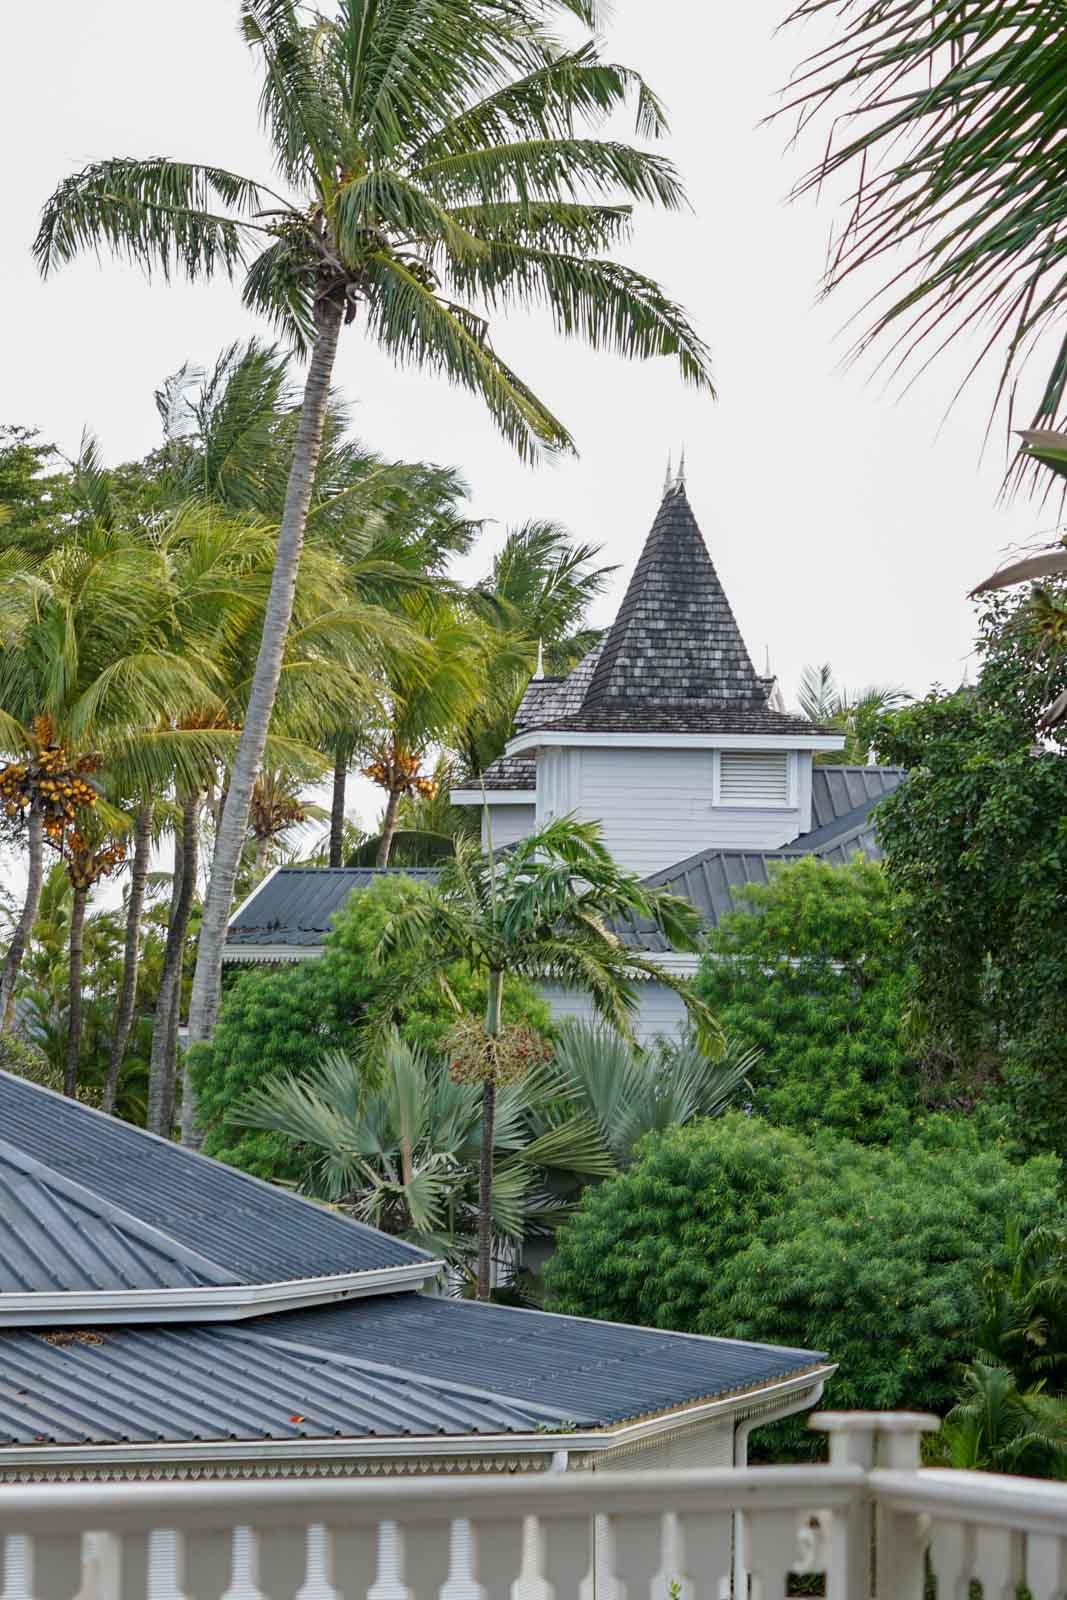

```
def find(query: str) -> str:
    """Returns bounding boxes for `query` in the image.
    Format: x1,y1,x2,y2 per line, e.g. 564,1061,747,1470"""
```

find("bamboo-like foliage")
781,0,1067,456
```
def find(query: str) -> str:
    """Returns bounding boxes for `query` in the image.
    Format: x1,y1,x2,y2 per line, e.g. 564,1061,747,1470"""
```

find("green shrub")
694,856,920,1144
545,1114,1061,1453
190,874,549,1179
0,1033,59,1089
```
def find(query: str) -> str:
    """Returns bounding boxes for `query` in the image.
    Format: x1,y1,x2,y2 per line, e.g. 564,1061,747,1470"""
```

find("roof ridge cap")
0,1070,433,1268
0,1137,234,1285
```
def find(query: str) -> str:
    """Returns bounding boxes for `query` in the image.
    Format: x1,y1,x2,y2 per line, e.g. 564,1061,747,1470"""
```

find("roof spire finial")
533,638,545,681
676,446,686,490
662,452,673,499
763,644,772,677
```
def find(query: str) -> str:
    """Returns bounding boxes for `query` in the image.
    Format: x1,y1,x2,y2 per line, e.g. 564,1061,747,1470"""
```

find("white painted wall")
541,977,690,1045
481,804,536,849
535,746,812,878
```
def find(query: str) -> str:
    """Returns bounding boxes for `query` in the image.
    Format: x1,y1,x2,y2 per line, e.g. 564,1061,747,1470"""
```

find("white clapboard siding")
566,748,813,877
541,978,690,1045
481,805,536,850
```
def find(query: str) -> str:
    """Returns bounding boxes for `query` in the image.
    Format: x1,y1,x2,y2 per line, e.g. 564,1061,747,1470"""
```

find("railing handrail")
870,1466,1067,1535
0,1462,868,1536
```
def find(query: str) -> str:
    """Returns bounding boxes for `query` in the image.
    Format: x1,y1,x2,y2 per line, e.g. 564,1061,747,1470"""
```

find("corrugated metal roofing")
0,1294,824,1446
227,865,441,948
621,767,903,951
0,1072,428,1295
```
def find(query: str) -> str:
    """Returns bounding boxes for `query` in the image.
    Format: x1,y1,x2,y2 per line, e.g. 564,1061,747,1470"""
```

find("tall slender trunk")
254,835,270,875
64,884,88,1099
476,968,505,1302
182,297,344,1145
148,795,199,1136
375,788,402,867
329,753,347,868
102,803,152,1114
1,808,45,1030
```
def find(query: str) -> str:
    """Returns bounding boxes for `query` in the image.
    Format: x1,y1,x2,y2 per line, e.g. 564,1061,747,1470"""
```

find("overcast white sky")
1,0,1053,838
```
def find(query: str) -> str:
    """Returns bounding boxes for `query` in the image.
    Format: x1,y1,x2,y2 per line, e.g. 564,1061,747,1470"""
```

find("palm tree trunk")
329,752,347,868
64,884,88,1098
102,803,152,1113
148,795,199,1136
254,835,270,875
476,968,504,1302
182,296,344,1145
0,808,45,1030
375,788,402,867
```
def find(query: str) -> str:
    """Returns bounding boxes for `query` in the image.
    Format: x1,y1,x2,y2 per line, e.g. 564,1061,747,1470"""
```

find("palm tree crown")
38,0,712,460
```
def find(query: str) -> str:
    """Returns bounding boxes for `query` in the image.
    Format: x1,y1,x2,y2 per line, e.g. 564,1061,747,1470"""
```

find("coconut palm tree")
37,0,712,1090
780,0,1067,459
459,519,615,774
377,815,720,1298
797,663,909,763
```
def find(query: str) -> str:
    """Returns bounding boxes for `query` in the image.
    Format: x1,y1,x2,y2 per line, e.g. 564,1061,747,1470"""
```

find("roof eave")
0,1365,835,1472
0,1260,441,1328
450,789,535,806
507,729,847,756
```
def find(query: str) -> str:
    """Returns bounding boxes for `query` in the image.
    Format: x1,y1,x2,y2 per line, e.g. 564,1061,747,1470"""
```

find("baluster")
320,1524,378,1600
175,1525,236,1600
513,1515,591,1600
367,1522,411,1600
250,1525,311,1600
18,1533,84,1600
398,1520,451,1600
1025,1531,1067,1600
928,1520,973,1600
595,1513,664,1600
972,1528,1024,1600
671,1509,732,1600
466,1518,524,1600
745,1509,808,1600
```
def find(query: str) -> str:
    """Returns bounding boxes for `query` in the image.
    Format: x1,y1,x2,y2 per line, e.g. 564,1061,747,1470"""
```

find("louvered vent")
718,751,791,806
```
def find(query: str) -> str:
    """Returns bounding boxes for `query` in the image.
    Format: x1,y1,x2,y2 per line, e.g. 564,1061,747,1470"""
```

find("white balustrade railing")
0,1412,1064,1599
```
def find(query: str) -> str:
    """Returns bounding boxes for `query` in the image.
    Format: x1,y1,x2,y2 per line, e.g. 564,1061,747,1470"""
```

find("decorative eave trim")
506,731,846,756
222,943,324,964
0,1366,835,1475
0,1261,441,1328
451,790,535,806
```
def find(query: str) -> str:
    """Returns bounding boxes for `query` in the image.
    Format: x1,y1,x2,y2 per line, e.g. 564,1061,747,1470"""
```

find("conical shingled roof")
521,485,821,737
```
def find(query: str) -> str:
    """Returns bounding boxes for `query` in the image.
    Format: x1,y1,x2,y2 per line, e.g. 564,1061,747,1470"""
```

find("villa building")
226,471,904,1039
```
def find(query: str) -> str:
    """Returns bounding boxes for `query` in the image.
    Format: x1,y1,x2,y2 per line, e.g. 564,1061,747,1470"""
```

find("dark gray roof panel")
472,755,537,793
0,1072,429,1294
0,1294,825,1446
809,765,905,832
227,866,441,947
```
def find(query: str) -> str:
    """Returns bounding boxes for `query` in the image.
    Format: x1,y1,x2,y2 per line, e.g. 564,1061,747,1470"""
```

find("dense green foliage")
694,857,920,1143
876,589,1067,1150
190,875,548,1178
546,1114,1060,1452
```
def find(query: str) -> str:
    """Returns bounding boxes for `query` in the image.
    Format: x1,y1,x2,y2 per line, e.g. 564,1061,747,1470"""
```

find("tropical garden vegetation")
6,0,1067,1478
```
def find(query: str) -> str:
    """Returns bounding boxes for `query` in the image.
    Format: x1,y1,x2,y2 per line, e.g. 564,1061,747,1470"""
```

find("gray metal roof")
622,765,904,951
227,866,441,949
0,1072,428,1298
0,1293,825,1447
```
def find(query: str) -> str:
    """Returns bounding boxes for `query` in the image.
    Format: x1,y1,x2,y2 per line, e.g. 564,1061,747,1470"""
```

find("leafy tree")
189,873,549,1179
37,0,713,1098
0,427,67,555
780,0,1067,453
378,816,719,1299
546,1113,1060,1455
694,856,921,1144
875,596,1067,1148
